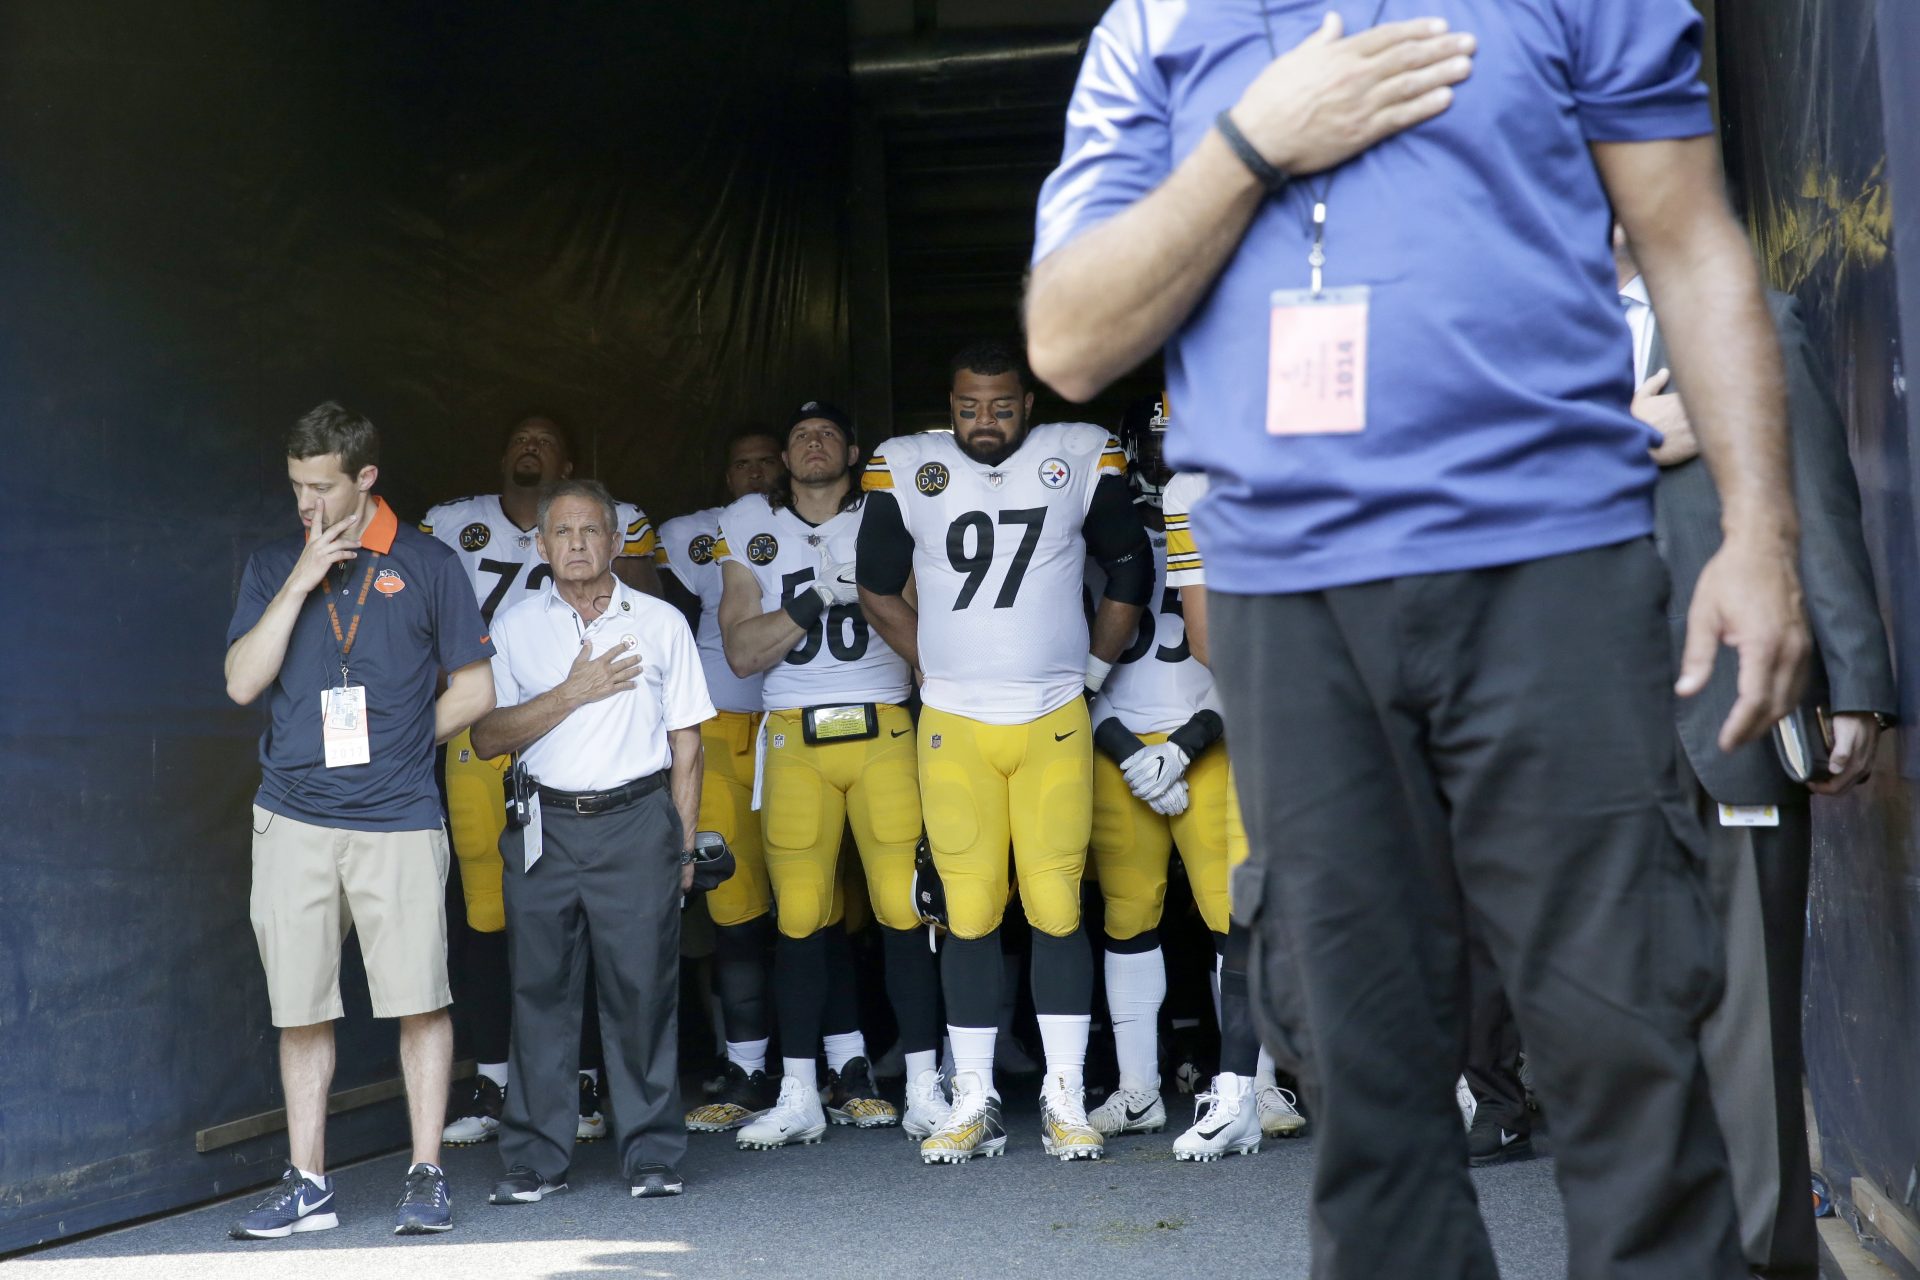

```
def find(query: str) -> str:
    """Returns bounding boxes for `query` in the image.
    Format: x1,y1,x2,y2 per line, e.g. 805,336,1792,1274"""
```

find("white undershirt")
1620,273,1654,386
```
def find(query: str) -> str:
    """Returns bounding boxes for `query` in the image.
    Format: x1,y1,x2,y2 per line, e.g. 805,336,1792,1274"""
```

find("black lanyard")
1258,0,1392,293
324,556,379,683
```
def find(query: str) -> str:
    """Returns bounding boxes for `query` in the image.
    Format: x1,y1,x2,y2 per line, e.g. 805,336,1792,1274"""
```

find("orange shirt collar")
359,496,399,553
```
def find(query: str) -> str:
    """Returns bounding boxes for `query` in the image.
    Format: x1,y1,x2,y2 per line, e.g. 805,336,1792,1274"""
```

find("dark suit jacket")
1650,289,1897,806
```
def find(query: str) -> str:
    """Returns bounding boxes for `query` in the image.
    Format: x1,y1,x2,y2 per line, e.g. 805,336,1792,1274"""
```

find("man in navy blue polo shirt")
1027,4,1808,1277
223,402,495,1240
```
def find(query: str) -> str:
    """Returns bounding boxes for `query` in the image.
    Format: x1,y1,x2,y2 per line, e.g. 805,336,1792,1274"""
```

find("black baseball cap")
787,399,856,445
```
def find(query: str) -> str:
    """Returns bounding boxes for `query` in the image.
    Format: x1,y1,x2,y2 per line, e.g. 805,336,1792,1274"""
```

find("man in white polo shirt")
471,479,714,1203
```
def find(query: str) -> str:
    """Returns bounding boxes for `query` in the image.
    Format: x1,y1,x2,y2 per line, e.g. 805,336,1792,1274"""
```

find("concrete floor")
10,1090,1570,1280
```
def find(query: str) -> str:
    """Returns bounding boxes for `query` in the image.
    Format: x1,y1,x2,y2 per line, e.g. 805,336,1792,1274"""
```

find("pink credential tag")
1266,286,1369,435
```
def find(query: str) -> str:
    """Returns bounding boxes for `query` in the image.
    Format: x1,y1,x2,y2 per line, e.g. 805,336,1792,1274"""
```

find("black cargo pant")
499,785,687,1183
1213,538,1744,1280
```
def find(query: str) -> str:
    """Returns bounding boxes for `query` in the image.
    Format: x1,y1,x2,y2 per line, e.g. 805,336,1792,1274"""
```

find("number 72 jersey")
420,493,654,623
863,422,1124,724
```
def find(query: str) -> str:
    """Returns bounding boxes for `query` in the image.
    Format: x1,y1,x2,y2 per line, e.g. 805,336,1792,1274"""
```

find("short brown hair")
287,402,379,477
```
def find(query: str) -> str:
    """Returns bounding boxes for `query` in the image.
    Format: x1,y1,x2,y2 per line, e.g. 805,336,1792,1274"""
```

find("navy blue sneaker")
394,1162,453,1234
229,1165,338,1239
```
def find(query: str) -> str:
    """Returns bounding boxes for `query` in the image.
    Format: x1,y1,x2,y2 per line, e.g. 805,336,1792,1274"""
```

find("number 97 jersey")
863,422,1124,725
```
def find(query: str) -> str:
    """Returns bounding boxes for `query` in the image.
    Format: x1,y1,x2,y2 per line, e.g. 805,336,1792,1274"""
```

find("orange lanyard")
325,557,379,682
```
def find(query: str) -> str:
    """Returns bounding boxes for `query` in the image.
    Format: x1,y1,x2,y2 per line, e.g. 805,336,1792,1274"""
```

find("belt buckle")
572,794,593,815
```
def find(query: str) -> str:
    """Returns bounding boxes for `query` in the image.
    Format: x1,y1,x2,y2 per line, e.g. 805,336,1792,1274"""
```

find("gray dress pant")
499,786,687,1182
1214,539,1745,1280
1685,769,1819,1279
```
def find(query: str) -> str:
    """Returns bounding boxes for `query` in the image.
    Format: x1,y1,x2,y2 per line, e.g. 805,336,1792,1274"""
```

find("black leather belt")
537,771,667,816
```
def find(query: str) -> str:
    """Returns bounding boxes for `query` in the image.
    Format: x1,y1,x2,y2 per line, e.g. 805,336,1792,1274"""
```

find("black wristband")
783,587,827,630
1094,716,1150,765
1215,110,1290,196
1168,709,1225,760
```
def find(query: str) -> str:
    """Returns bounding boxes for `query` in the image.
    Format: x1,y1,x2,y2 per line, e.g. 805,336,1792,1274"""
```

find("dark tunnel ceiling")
852,0,1164,434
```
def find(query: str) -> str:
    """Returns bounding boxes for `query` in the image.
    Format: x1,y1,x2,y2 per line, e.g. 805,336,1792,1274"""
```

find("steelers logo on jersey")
459,522,491,552
916,462,950,496
747,532,779,565
1038,457,1071,489
689,533,716,565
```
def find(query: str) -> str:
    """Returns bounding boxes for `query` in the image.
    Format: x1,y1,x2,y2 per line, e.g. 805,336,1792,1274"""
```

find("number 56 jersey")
715,493,912,711
863,423,1124,724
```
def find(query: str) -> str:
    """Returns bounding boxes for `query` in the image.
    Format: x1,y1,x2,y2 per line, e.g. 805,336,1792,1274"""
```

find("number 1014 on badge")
1267,286,1369,436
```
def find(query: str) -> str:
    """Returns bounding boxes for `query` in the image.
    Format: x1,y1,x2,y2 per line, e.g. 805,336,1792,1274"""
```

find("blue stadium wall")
0,1,851,1252
1718,1,1920,1273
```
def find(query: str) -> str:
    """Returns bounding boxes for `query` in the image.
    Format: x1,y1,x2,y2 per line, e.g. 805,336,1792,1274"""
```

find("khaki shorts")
249,806,452,1027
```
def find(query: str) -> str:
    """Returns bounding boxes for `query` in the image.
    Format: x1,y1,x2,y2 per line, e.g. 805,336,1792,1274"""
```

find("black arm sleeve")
1085,474,1153,606
855,489,914,595
1167,709,1225,760
1094,716,1149,764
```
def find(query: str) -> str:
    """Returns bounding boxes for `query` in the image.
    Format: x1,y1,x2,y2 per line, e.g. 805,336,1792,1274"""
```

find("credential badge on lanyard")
321,557,378,768
1261,0,1379,437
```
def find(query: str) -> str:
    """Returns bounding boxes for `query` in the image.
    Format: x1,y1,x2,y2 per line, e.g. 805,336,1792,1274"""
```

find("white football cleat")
1173,1073,1263,1162
1039,1073,1104,1161
1089,1085,1166,1137
902,1068,953,1140
735,1075,828,1150
1256,1082,1307,1138
920,1072,1007,1164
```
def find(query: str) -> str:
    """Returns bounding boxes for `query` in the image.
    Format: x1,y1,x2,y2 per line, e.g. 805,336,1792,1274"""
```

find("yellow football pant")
919,699,1093,940
700,710,772,927
445,728,510,933
1090,734,1239,938
760,703,921,937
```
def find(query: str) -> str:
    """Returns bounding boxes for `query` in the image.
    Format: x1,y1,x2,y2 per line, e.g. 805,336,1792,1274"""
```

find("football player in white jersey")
714,401,945,1151
420,415,659,1146
1085,398,1304,1160
857,342,1153,1164
654,427,786,1133
1160,461,1307,1155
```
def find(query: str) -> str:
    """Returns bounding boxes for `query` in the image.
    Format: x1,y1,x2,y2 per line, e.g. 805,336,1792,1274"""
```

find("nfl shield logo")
930,734,942,749
1038,458,1070,488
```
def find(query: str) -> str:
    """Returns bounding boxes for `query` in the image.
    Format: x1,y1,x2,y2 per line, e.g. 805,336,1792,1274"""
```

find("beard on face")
508,454,546,487
956,417,1023,467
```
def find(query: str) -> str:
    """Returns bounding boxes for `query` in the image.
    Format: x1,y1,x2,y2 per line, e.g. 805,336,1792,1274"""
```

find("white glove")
813,559,861,607
1148,778,1190,816
1119,742,1190,802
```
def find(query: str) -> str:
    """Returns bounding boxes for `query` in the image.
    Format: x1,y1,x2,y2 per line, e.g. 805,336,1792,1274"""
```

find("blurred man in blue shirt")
1027,4,1807,1277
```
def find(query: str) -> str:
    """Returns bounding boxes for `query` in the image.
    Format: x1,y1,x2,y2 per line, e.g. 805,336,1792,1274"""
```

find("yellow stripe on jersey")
622,516,657,559
1098,435,1127,477
712,535,732,559
1166,519,1204,573
417,521,434,535
651,541,671,566
862,454,893,490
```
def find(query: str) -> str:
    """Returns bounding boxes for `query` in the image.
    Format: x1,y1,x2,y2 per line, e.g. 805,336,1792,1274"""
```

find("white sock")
905,1049,938,1081
1255,1047,1277,1088
477,1061,508,1089
940,1034,955,1081
1104,946,1166,1092
782,1056,818,1090
1036,1013,1091,1092
823,1031,866,1074
727,1038,769,1075
579,1068,600,1086
948,1025,997,1096
296,1166,328,1187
